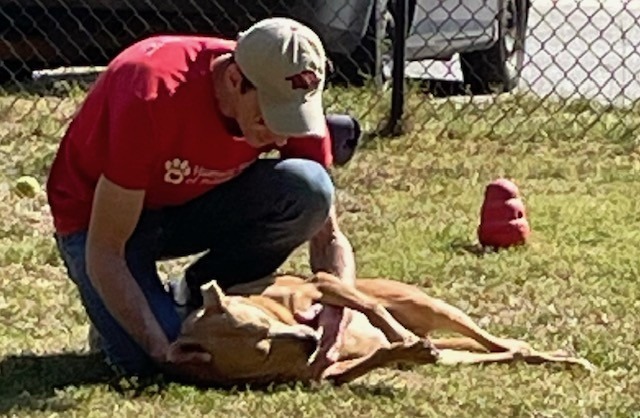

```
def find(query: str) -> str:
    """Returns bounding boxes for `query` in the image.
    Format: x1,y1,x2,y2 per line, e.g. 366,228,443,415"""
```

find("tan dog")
168,272,594,386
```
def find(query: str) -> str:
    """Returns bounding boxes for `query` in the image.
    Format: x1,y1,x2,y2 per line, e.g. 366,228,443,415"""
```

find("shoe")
326,114,362,166
87,322,104,353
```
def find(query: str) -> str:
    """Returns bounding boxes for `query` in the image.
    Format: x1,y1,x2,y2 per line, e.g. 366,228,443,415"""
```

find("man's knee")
275,158,334,229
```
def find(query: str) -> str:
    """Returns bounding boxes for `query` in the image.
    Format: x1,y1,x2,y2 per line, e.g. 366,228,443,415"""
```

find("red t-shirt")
46,35,333,236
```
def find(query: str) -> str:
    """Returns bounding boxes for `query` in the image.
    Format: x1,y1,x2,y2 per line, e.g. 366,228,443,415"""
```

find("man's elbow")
85,242,104,289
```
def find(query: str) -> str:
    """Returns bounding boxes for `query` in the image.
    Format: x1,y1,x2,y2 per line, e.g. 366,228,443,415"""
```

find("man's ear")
226,62,244,90
325,58,334,76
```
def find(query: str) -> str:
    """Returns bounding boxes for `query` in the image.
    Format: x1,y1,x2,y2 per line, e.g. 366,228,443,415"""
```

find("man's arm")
307,203,356,376
86,175,171,362
309,204,356,284
87,176,211,378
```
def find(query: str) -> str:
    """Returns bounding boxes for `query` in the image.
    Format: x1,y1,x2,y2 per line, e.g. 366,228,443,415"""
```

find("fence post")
386,0,407,136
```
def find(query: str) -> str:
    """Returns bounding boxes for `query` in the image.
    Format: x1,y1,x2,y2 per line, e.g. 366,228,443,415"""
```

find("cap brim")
259,91,326,138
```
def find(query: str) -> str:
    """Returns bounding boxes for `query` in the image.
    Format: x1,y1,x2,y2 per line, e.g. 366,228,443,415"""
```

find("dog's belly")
339,311,390,360
228,276,392,360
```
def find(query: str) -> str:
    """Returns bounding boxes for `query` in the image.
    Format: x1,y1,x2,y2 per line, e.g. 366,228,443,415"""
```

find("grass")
1,77,639,417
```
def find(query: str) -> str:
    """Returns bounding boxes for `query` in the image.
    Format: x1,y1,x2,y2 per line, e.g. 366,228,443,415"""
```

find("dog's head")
168,280,320,386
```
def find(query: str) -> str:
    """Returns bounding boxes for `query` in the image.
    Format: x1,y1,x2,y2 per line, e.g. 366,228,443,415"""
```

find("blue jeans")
55,158,334,375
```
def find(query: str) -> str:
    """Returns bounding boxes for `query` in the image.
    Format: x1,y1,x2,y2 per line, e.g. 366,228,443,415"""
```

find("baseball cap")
234,17,327,138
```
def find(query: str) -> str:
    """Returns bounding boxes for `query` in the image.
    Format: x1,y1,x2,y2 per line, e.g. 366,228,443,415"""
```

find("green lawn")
1,80,639,417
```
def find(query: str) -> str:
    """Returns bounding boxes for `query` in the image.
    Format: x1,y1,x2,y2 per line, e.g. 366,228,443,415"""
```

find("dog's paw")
544,350,597,373
401,338,439,363
402,334,422,347
568,357,597,373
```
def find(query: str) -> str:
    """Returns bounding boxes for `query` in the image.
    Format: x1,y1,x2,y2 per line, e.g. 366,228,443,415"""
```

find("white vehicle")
299,0,530,94
0,0,528,94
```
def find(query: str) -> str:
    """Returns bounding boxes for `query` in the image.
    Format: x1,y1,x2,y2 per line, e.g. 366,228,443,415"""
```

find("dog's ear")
200,280,226,312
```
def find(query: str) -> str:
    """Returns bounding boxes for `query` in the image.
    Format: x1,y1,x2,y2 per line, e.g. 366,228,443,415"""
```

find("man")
46,17,359,381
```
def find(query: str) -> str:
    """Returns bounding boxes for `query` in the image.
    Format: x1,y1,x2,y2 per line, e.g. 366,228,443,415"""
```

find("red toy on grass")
477,178,531,248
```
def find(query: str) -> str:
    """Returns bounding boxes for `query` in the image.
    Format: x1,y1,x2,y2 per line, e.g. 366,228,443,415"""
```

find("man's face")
234,88,289,148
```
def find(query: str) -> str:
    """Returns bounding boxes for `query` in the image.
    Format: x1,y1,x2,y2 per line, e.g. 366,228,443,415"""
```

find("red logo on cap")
285,70,320,90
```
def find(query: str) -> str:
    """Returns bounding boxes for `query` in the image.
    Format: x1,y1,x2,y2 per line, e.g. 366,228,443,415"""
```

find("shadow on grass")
0,351,116,413
0,351,178,413
0,351,406,413
450,240,493,257
450,239,532,257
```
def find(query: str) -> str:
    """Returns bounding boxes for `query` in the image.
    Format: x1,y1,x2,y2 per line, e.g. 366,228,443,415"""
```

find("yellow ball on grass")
14,176,41,198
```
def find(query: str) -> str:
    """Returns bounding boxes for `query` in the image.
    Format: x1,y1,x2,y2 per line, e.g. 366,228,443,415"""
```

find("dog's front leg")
311,273,419,345
322,339,439,385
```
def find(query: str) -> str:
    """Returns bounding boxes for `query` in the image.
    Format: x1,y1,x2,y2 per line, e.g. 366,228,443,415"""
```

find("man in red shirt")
46,17,360,381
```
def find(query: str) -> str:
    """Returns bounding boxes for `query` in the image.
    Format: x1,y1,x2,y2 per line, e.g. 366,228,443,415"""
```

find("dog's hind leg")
355,279,532,353
427,337,489,352
434,348,596,371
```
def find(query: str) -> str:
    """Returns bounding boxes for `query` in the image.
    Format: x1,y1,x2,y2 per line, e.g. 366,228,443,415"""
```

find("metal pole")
388,0,407,134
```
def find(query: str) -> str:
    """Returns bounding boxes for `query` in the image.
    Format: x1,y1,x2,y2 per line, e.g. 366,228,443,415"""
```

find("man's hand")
158,340,213,384
165,341,212,364
309,305,353,379
297,303,353,379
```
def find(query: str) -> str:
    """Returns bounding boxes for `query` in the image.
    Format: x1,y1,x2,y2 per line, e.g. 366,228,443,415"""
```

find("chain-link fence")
0,0,639,147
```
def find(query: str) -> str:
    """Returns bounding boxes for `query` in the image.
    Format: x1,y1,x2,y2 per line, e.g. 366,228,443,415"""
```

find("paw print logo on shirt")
164,158,191,185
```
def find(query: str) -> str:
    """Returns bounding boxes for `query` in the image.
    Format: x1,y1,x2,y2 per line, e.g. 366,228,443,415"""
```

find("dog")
167,272,594,387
